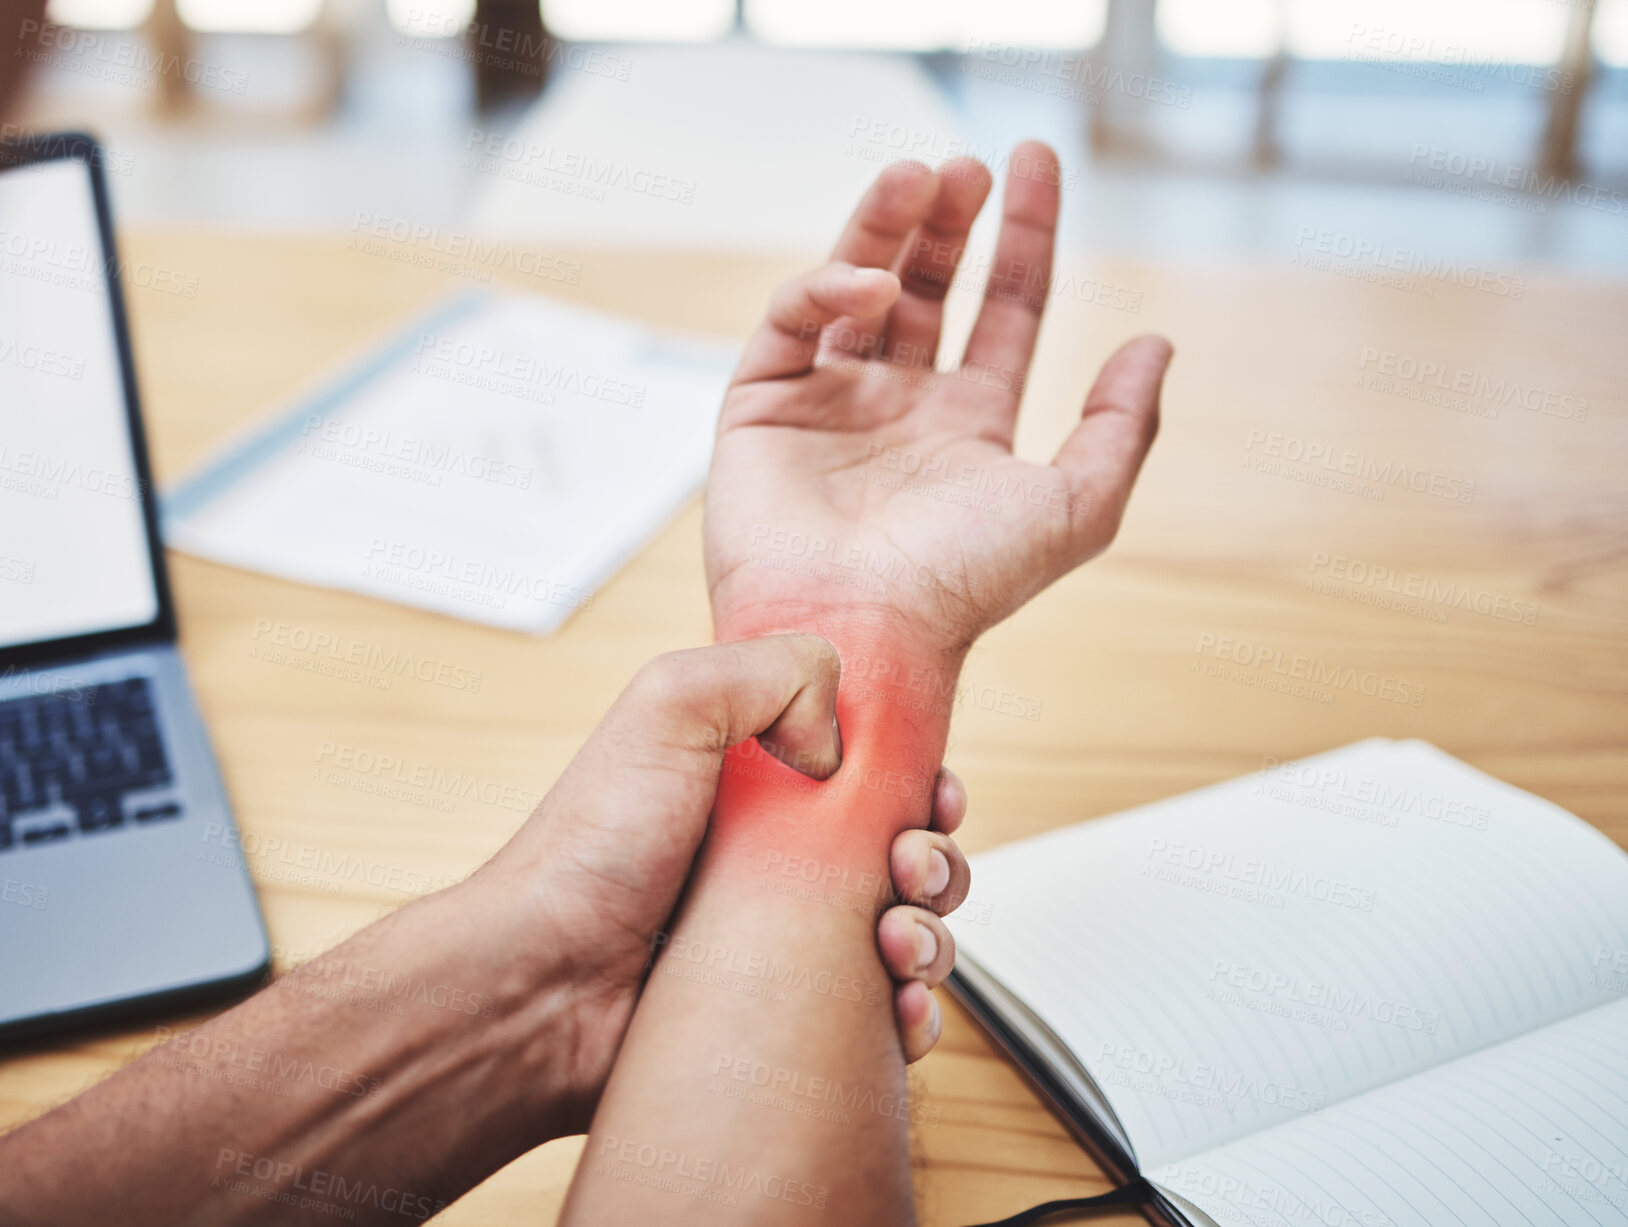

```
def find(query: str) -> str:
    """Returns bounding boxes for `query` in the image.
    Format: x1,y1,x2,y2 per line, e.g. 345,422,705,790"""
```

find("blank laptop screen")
0,155,160,651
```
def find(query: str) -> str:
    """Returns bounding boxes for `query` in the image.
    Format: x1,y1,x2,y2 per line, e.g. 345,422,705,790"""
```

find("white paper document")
165,290,736,632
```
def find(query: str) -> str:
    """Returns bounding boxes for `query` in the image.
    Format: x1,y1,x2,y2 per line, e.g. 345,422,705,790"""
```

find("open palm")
704,142,1173,656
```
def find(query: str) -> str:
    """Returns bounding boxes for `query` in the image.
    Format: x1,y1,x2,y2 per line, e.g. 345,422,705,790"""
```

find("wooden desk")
2,231,1624,1226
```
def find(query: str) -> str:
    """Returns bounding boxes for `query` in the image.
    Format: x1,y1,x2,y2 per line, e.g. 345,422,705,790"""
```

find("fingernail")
915,924,938,973
852,267,893,290
925,849,950,898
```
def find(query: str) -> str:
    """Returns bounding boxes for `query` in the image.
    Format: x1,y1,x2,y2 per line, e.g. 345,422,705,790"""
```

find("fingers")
823,159,939,360
883,909,954,1063
895,981,943,1065
620,634,844,781
961,140,1062,438
1051,334,1172,554
732,262,901,386
828,159,939,269
890,829,970,917
882,158,992,368
929,765,967,835
879,906,956,989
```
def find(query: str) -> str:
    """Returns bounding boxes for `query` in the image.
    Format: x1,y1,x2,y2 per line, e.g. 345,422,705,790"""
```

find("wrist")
710,603,966,852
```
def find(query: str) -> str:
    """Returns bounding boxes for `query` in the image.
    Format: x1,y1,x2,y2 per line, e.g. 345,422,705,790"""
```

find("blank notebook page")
946,739,1628,1172
1152,994,1628,1226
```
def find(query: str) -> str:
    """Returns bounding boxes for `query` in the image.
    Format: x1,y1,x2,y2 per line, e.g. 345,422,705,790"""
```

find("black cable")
964,1176,1156,1227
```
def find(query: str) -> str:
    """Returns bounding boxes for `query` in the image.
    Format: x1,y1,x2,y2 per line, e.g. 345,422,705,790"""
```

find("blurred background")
8,0,1627,270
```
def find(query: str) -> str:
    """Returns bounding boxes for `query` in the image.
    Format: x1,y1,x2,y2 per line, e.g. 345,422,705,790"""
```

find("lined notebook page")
1150,995,1628,1227
947,740,1628,1171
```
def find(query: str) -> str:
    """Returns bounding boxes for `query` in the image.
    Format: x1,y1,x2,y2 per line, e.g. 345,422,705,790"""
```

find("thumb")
493,636,842,912
613,634,844,783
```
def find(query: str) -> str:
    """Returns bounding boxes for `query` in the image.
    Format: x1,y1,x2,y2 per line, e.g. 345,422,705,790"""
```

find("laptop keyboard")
0,676,180,853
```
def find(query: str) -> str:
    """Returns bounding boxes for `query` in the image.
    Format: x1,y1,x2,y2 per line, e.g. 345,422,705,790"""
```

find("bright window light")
541,0,733,43
1284,0,1568,62
387,0,476,38
177,0,325,33
1157,0,1279,57
45,0,154,29
1595,0,1628,68
746,0,1104,50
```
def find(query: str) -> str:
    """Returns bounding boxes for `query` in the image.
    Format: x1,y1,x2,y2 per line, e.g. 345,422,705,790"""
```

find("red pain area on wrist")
709,621,962,858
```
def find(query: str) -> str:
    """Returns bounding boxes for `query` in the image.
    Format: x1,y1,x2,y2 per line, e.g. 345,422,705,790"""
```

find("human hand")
466,634,970,1131
705,142,1172,659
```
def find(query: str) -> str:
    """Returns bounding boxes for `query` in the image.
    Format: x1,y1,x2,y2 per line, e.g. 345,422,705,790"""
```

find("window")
176,0,325,33
540,0,734,43
745,0,1105,51
44,0,154,29
388,0,477,38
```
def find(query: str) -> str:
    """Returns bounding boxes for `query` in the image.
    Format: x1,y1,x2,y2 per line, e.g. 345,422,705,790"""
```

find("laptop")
0,132,269,1041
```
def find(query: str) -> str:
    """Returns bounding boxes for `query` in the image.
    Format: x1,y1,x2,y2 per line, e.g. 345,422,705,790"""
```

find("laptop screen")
0,153,161,652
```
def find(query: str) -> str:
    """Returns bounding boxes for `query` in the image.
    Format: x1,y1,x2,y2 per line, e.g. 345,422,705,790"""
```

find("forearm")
562,610,963,1225
0,882,579,1226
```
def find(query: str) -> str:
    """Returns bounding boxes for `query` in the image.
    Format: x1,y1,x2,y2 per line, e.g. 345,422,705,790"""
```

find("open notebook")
946,739,1628,1227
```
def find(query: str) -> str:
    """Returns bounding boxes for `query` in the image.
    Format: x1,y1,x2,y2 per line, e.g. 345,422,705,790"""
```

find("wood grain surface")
1,230,1623,1226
